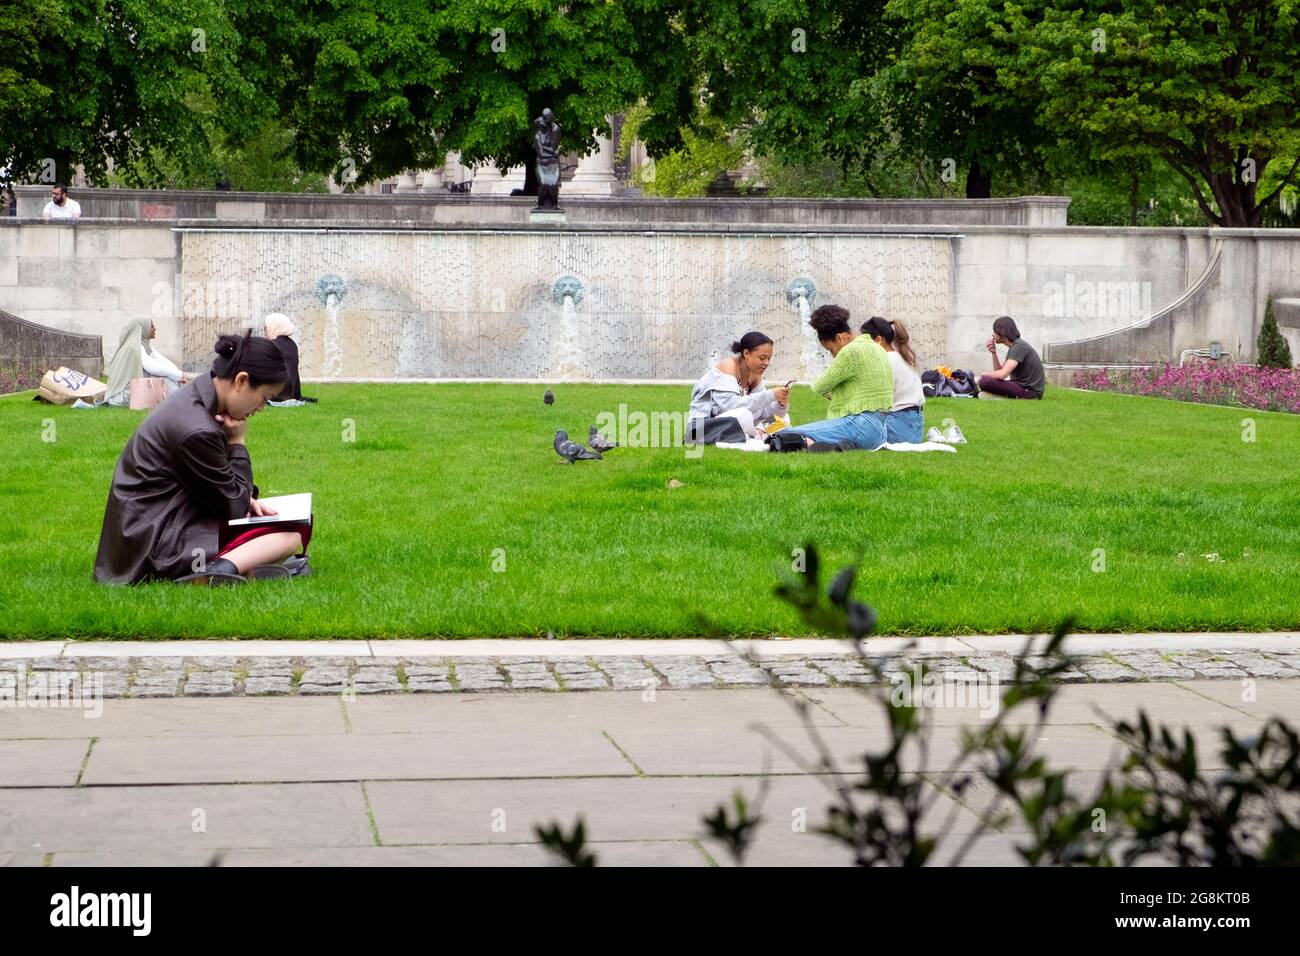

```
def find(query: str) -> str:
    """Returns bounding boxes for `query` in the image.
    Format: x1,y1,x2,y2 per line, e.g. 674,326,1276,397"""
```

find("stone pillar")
394,171,420,193
567,123,621,197
419,167,444,192
443,152,471,192
481,164,526,196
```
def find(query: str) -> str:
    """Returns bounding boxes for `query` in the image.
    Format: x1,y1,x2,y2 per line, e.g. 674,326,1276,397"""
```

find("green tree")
874,0,1052,198
680,0,895,185
1258,300,1294,369
1,0,269,186
0,0,67,171
682,0,1050,198
277,0,697,189
617,102,745,197
994,0,1300,227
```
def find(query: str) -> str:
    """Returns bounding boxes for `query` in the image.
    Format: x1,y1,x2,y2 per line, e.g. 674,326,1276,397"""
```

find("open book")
228,493,313,527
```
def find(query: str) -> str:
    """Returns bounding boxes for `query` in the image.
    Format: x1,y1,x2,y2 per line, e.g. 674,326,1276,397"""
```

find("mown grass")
1,383,1296,640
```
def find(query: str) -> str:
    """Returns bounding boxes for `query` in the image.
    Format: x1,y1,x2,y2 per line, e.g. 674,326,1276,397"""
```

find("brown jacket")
94,372,257,584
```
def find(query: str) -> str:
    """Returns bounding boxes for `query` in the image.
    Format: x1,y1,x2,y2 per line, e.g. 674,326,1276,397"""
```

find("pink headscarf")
264,313,296,340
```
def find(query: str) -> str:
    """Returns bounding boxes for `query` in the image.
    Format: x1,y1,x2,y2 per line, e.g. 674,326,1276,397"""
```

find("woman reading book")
93,331,313,585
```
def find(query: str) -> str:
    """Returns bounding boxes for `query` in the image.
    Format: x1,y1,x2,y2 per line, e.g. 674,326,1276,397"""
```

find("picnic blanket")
713,438,957,453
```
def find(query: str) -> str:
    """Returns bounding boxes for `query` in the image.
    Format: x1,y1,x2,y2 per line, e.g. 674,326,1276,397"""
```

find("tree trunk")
1207,169,1262,227
965,161,991,199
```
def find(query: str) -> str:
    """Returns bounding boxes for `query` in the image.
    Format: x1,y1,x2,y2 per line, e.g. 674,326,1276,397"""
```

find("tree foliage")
989,0,1300,226
1,0,267,185
1257,300,1294,369
275,0,697,186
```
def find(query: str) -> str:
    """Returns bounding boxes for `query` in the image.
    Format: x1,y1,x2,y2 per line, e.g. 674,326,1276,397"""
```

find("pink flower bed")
1074,363,1300,414
0,365,43,396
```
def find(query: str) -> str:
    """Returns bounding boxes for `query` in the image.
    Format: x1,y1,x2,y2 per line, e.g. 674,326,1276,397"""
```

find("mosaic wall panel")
179,231,954,382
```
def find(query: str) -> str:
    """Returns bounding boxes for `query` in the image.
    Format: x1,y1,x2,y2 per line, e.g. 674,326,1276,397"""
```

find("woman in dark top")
978,315,1046,399
264,313,316,403
93,332,312,585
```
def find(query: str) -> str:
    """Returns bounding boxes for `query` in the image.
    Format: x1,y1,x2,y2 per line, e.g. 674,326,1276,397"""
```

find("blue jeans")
885,407,923,444
786,410,888,450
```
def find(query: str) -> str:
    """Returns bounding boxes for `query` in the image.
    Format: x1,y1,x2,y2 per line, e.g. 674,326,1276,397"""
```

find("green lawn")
1,383,1296,640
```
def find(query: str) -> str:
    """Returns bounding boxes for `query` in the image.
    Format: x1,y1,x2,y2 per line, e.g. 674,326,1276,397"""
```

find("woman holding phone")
687,331,790,443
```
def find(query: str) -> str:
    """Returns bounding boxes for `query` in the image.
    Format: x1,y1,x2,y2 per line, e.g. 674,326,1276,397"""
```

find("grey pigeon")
543,389,554,405
554,429,602,462
588,425,618,453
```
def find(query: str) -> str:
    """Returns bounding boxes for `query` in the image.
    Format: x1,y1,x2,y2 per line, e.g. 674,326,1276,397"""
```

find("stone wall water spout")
315,274,347,377
786,277,820,380
550,276,585,379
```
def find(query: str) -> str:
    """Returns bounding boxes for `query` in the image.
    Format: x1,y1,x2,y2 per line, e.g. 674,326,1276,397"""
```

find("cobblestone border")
1,649,1297,698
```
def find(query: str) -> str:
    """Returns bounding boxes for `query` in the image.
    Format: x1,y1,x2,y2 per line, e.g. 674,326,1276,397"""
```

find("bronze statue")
533,108,562,211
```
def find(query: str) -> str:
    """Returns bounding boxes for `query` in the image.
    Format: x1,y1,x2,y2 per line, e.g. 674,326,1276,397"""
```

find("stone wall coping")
12,184,1070,207
6,217,1300,240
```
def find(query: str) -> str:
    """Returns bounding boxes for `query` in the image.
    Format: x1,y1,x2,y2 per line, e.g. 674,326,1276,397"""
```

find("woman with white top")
103,318,188,407
860,316,924,444
687,331,790,443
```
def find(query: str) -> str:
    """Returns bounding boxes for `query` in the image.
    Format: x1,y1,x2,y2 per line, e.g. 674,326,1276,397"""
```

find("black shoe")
249,564,292,581
174,557,245,586
301,396,319,404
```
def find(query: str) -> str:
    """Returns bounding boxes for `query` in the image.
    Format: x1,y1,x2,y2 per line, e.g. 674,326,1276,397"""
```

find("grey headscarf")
104,317,153,404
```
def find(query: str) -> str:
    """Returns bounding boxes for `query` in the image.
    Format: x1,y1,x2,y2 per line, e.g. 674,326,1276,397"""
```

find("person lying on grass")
979,315,1045,399
687,330,790,443
93,331,313,586
861,315,925,444
782,305,894,451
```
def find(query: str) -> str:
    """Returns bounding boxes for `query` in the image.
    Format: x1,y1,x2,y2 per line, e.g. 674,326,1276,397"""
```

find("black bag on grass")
685,416,747,445
766,431,807,452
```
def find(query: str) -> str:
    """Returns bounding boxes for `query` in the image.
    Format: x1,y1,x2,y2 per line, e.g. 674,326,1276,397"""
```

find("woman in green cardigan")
784,305,894,450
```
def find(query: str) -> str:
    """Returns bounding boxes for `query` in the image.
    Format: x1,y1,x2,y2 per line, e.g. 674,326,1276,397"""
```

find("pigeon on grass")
554,429,602,462
588,426,618,453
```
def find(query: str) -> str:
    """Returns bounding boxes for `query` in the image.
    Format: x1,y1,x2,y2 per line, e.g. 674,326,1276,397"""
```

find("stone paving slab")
0,782,372,853
3,686,1294,868
0,697,346,740
81,729,635,785
363,775,978,852
0,739,89,788
339,688,843,736
801,682,1265,731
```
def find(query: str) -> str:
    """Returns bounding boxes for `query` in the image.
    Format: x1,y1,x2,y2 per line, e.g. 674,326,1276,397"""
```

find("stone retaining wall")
2,214,1299,378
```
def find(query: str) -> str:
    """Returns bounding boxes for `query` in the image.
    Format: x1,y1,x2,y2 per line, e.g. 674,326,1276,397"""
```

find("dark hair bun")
210,329,289,388
732,331,774,354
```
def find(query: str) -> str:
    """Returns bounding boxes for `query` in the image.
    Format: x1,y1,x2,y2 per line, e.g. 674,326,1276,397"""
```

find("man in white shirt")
41,183,82,220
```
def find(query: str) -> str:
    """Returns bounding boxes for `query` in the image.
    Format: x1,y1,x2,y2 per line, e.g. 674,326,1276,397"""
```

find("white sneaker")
943,424,967,445
926,426,947,444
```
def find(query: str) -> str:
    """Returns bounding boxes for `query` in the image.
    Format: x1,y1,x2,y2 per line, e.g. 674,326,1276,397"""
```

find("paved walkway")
2,662,1298,866
2,634,1298,697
